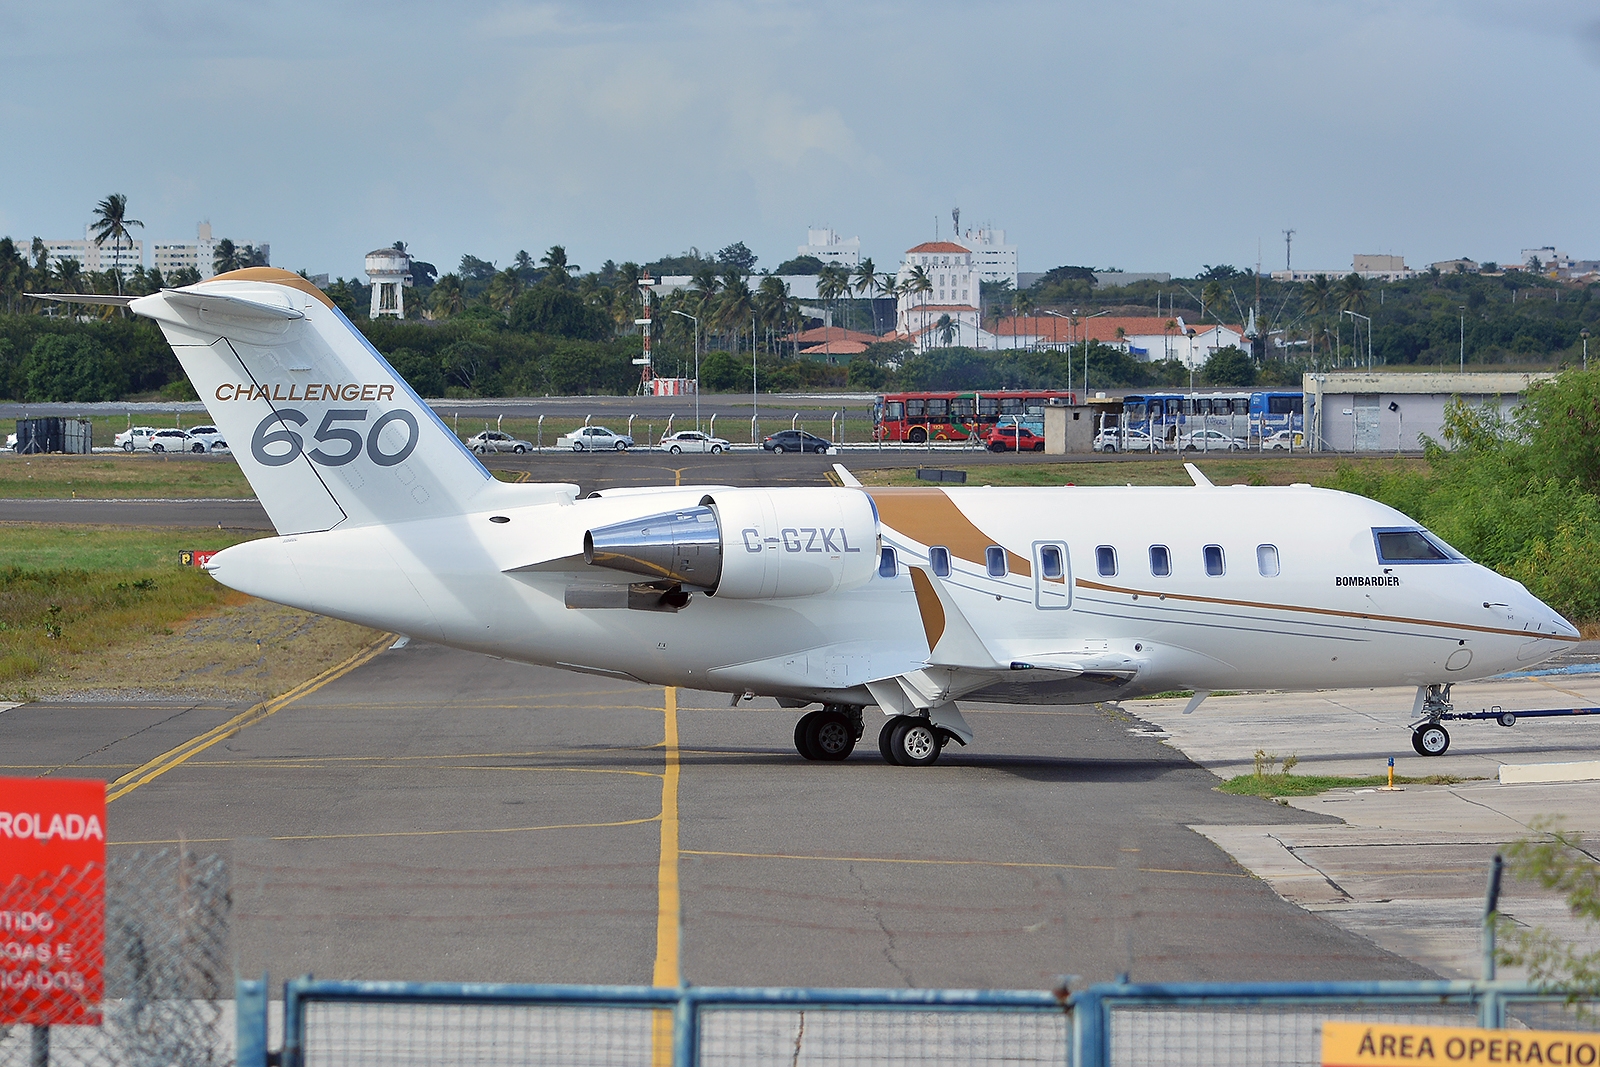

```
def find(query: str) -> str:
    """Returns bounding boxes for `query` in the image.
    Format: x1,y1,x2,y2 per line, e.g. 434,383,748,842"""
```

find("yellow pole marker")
105,633,393,803
1322,1020,1600,1067
652,686,682,1066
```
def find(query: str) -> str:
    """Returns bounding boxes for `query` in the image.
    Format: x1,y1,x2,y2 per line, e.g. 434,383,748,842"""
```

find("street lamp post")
1459,307,1466,372
670,309,700,432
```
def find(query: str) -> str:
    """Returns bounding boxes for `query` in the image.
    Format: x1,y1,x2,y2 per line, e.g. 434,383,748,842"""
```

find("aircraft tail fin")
131,269,501,534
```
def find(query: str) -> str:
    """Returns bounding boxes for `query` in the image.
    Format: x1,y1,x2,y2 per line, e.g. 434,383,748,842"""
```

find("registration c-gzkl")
216,383,396,403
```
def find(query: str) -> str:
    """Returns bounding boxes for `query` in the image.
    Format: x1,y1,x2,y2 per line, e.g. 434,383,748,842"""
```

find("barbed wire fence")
2,851,230,1067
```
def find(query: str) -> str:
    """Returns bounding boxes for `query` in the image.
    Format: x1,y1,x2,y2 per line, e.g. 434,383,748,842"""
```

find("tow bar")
1408,704,1600,756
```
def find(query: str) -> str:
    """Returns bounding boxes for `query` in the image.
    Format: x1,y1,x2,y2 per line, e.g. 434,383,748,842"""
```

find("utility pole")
1283,229,1295,273
1459,308,1466,372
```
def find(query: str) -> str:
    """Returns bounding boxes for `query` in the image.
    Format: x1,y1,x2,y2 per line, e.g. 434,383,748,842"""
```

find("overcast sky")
2,1,1596,281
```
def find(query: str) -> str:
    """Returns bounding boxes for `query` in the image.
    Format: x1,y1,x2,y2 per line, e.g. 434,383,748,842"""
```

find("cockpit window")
1373,527,1465,564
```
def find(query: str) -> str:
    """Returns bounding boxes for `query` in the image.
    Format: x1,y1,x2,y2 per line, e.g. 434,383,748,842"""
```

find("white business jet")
35,269,1579,765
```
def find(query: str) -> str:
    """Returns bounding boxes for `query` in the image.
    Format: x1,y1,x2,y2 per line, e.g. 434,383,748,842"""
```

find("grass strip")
1220,772,1480,797
0,453,253,499
0,523,260,696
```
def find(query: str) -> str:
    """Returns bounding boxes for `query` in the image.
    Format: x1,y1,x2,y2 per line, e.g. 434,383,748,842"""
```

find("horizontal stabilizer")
27,292,136,307
158,288,307,320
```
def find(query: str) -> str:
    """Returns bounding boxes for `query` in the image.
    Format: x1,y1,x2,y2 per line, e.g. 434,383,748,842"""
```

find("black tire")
879,717,908,764
795,712,822,760
908,428,927,444
772,444,786,454
989,442,1004,452
807,710,855,761
1413,724,1450,756
514,445,527,454
615,440,627,450
152,443,165,453
123,442,134,452
890,719,942,767
710,444,722,454
571,441,583,451
669,445,681,454
191,442,205,453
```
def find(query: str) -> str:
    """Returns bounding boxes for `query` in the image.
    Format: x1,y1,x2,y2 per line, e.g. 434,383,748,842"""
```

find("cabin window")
1040,545,1064,580
986,546,1007,577
1373,527,1462,563
1257,544,1280,577
929,546,951,577
1149,545,1171,576
1096,545,1117,577
1203,545,1225,576
879,547,898,578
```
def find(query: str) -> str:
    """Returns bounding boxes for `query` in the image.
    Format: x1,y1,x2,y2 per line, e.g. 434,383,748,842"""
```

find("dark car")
982,425,1046,452
761,429,831,454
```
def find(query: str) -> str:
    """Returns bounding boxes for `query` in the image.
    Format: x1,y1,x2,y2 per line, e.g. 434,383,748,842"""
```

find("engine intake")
583,488,879,599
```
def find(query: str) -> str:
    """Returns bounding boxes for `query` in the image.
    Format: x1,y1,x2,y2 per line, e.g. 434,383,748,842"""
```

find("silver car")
556,426,633,451
660,430,729,454
465,430,533,454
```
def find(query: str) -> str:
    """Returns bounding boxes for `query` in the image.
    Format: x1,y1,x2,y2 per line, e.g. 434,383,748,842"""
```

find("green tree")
23,334,126,401
212,238,240,275
89,193,143,296
715,241,757,273
1200,345,1257,385
509,286,610,340
539,245,575,287
934,313,956,347
486,267,524,314
431,274,465,318
699,351,742,391
1335,272,1369,314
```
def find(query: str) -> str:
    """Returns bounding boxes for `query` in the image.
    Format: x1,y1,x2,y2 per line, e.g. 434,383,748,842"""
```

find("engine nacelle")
583,487,879,599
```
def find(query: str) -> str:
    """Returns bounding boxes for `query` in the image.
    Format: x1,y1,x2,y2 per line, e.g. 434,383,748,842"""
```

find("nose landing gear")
1410,683,1453,756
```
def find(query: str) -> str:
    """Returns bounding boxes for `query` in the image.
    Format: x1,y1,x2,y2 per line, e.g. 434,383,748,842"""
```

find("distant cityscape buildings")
797,228,861,268
958,227,1018,288
40,220,266,279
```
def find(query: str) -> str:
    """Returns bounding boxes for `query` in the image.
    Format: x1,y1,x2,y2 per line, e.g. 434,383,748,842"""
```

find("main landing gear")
794,705,863,761
791,707,959,766
1410,683,1453,756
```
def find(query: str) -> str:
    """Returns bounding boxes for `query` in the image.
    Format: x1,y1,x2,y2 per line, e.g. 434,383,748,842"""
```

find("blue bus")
1121,392,1253,447
1248,391,1304,439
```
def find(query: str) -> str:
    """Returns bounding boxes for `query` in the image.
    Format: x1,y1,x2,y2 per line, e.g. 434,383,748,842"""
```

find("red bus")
873,390,1077,443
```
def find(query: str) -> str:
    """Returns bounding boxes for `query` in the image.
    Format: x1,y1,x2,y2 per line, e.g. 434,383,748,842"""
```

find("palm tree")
1302,273,1332,366
1201,280,1224,322
816,264,850,334
1335,272,1369,314
89,193,143,296
853,258,877,332
212,238,240,275
486,267,523,314
935,313,956,347
716,271,754,355
1012,290,1035,350
431,273,465,318
540,245,576,287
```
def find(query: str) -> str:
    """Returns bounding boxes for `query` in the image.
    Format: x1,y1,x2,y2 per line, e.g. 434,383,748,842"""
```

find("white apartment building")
895,241,981,349
960,227,1018,288
798,227,861,268
1519,247,1573,271
151,223,269,280
1271,254,1418,283
42,226,143,275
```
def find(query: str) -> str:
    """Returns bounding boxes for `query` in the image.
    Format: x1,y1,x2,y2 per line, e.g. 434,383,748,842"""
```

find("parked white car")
464,430,533,454
556,426,633,451
149,428,205,453
660,430,729,454
1262,430,1304,450
1093,428,1160,453
115,426,161,451
1177,429,1247,452
186,424,229,452
4,432,16,452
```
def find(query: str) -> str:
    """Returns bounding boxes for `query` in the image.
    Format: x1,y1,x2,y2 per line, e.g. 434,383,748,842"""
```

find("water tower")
364,247,411,319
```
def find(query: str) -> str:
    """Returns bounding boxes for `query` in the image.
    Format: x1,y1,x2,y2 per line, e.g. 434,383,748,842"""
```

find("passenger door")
1033,542,1071,609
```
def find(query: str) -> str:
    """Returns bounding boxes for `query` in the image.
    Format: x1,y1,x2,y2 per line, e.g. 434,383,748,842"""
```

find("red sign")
1,777,106,1026
180,550,217,568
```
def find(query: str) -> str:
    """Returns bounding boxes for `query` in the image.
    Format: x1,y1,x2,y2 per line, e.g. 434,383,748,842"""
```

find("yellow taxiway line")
104,632,393,802
652,686,682,1067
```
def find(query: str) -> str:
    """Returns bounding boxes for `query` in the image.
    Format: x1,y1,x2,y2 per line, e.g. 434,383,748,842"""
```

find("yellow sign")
1323,1020,1600,1067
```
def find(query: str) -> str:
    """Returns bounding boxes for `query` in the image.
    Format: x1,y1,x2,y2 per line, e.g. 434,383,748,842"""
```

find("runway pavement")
0,643,1431,990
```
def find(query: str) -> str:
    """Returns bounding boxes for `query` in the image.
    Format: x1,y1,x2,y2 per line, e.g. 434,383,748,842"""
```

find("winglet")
832,463,862,488
908,566,1001,668
1184,462,1213,487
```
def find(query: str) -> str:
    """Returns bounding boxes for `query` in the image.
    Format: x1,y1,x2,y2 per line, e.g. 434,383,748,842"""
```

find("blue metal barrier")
247,974,1593,1067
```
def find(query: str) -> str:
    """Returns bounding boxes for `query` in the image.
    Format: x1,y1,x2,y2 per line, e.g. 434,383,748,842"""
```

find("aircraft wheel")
879,716,909,763
1412,724,1450,756
669,445,682,454
807,710,855,761
794,712,822,760
891,719,942,766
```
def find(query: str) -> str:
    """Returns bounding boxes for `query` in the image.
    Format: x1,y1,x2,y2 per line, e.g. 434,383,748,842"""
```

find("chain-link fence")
1,851,230,1067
